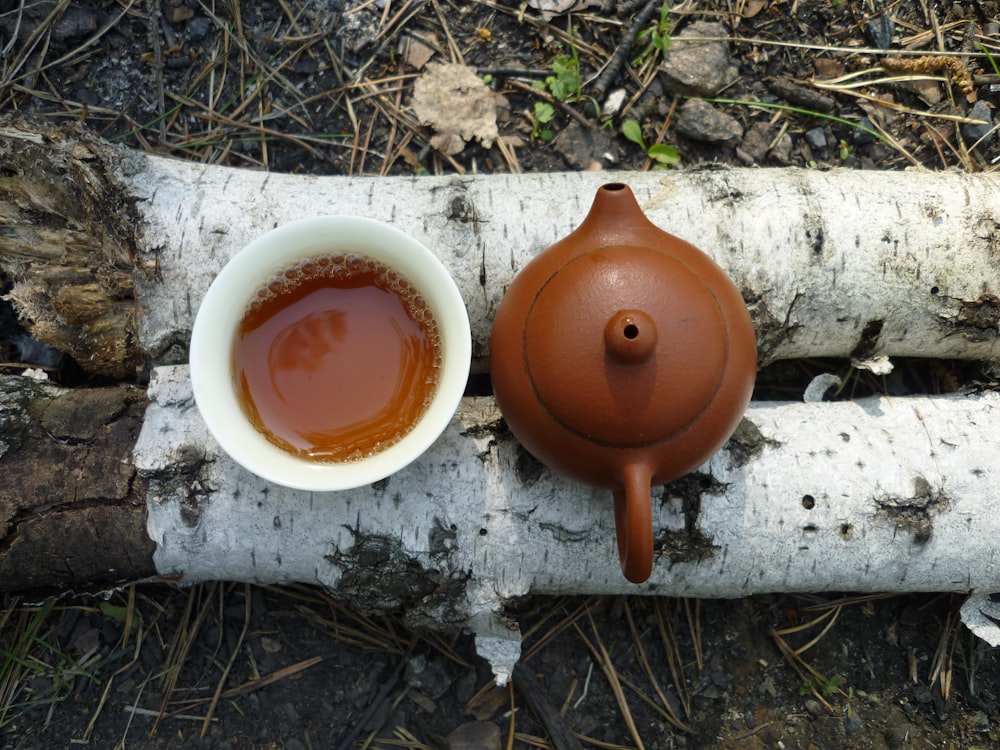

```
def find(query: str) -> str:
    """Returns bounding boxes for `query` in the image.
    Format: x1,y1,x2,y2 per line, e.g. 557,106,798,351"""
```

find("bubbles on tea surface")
240,251,444,463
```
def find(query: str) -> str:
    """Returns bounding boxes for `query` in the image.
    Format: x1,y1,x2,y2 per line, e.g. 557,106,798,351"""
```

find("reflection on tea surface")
233,254,441,461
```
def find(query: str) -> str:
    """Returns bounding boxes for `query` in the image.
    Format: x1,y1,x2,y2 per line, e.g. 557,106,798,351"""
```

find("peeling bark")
0,376,153,591
0,121,143,378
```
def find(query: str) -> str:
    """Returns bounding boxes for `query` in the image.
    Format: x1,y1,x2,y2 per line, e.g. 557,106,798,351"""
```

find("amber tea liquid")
233,254,442,462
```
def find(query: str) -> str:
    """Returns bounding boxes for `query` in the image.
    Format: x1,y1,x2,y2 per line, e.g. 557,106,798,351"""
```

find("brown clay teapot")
490,183,757,584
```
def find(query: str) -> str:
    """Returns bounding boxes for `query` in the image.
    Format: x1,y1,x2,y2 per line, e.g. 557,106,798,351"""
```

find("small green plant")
622,119,680,166
633,2,672,67
532,101,556,142
537,53,581,102
798,673,843,699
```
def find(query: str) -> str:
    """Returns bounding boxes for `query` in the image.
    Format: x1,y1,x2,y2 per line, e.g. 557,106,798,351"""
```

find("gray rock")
769,131,793,165
804,699,824,717
962,100,994,147
554,120,615,170
187,17,213,41
866,14,893,49
973,710,990,732
54,8,99,41
739,121,773,163
804,126,827,151
844,709,864,735
404,653,452,698
659,22,738,97
854,117,878,145
675,99,743,146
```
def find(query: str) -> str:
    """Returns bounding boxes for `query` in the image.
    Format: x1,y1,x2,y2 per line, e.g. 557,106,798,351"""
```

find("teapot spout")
613,463,654,583
576,182,657,250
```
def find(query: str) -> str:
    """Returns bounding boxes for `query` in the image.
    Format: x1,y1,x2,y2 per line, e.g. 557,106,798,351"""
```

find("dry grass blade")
372,725,431,749
152,582,218,735
0,597,55,730
772,606,847,710
572,609,646,750
199,583,251,738
683,599,703,673
928,609,961,701
0,0,71,91
523,599,591,663
82,611,147,742
220,654,325,699
653,599,691,719
623,601,687,731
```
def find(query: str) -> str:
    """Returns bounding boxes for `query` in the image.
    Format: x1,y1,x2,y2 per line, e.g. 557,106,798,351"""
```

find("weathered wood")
0,375,154,591
0,122,143,378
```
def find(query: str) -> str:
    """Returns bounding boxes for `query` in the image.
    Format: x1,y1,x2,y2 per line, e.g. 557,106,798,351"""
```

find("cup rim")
189,215,471,491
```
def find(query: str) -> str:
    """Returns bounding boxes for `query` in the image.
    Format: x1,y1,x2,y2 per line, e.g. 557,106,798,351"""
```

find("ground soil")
2,1,1000,749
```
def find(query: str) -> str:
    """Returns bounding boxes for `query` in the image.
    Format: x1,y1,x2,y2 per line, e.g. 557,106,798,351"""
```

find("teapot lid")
523,243,729,446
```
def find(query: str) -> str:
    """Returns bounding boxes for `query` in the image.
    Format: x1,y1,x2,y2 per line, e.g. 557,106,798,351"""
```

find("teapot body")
490,183,757,582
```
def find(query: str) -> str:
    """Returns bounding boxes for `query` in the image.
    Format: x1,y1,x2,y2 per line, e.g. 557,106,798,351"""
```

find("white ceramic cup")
189,216,471,491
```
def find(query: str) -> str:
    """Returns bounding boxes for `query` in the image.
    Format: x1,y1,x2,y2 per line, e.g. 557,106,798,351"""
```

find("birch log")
126,155,1000,368
4,122,1000,679
136,365,1000,680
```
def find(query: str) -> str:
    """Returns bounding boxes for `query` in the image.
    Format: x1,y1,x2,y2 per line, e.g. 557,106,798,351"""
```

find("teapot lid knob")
604,309,657,365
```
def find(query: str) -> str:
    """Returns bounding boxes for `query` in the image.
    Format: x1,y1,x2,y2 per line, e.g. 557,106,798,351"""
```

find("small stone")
973,711,990,732
804,699,824,717
659,22,739,96
854,117,878,145
844,709,863,735
674,99,743,146
768,131,793,165
554,120,615,170
740,121,773,163
187,17,213,41
446,721,501,750
961,101,994,147
804,127,827,151
404,654,452,698
454,669,478,704
866,14,893,49
54,8,99,41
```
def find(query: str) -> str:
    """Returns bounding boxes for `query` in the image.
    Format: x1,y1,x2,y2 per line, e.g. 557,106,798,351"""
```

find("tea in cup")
189,216,471,491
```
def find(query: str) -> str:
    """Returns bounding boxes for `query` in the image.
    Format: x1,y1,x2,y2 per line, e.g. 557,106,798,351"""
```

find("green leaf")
482,73,493,85
822,675,843,697
99,601,130,623
534,101,556,124
648,143,681,164
540,129,554,142
621,119,645,149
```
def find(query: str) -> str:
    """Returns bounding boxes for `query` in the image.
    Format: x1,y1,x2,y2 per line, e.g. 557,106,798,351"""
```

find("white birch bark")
135,365,1000,681
119,156,1000,367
